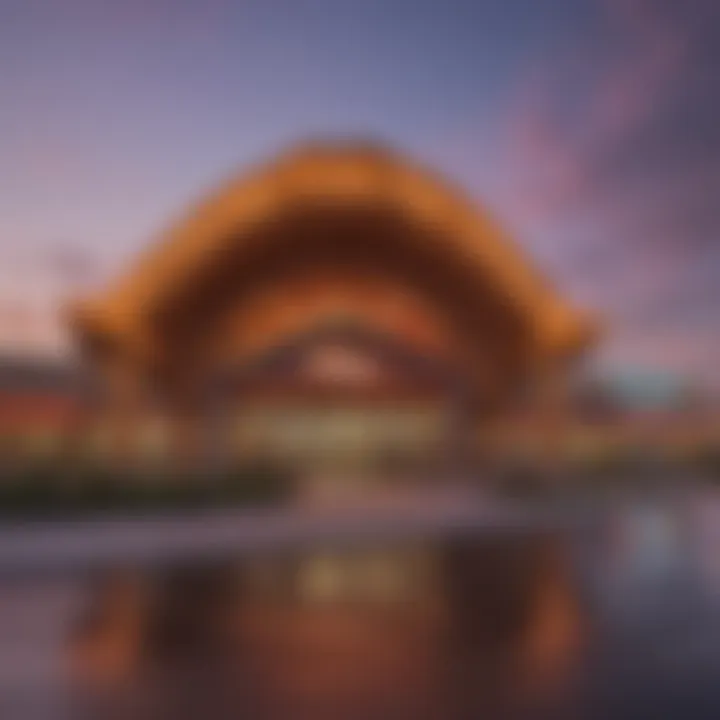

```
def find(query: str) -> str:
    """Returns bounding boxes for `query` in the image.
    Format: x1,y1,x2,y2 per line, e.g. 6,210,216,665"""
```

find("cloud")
481,0,720,386
500,0,691,226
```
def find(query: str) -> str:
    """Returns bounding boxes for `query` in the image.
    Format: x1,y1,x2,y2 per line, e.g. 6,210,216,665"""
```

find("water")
2,489,720,719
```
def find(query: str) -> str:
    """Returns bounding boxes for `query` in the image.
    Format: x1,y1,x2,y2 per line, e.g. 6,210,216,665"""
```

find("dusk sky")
1,0,718,387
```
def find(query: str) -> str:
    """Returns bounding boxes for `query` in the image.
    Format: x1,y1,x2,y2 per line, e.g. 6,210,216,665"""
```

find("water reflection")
62,533,587,720
6,498,720,719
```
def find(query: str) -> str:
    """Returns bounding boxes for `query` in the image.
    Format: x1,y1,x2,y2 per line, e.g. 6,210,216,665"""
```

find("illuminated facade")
62,141,592,473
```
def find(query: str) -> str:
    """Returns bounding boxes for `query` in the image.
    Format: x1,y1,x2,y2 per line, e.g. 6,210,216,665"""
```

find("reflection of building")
67,534,586,713
3,142,595,474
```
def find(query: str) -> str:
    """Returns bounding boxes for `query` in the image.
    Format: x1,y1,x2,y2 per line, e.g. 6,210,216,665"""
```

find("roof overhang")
71,141,596,367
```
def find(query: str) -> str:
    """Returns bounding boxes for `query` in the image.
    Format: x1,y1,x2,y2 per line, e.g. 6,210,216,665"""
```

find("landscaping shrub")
0,458,296,520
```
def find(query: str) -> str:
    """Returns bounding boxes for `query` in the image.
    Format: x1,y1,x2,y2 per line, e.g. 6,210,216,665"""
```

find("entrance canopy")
71,141,594,403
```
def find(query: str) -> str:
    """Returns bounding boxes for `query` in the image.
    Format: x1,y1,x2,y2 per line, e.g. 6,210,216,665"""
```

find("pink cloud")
498,0,690,228
586,2,688,148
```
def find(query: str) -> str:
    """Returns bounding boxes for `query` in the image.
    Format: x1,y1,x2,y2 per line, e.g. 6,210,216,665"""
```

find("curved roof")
72,141,594,362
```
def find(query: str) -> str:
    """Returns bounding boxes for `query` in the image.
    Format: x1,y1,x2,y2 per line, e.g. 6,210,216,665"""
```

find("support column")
167,381,206,474
445,376,476,482
103,356,146,470
205,373,236,474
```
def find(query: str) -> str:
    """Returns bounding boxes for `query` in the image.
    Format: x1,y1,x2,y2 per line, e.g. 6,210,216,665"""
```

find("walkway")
0,486,570,574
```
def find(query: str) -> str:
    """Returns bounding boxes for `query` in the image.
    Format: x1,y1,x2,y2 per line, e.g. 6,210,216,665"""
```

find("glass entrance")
234,406,445,479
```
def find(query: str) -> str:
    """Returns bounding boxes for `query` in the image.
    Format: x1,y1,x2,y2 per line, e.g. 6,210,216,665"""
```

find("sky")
0,0,718,387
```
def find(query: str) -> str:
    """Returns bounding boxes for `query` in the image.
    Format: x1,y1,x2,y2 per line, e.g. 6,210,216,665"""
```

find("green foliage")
0,459,296,520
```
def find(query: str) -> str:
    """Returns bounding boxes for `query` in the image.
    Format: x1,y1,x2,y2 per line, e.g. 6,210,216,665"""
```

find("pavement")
0,485,571,575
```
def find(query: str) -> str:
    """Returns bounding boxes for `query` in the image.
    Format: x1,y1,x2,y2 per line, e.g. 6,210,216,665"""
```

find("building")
3,141,595,476
0,354,89,458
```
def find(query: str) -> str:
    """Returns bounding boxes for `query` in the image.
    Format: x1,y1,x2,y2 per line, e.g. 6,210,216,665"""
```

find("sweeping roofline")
71,140,595,361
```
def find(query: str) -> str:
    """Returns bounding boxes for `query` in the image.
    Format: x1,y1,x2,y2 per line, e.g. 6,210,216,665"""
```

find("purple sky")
1,0,718,387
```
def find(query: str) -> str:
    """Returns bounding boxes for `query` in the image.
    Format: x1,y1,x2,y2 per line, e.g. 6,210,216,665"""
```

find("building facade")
4,141,596,476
